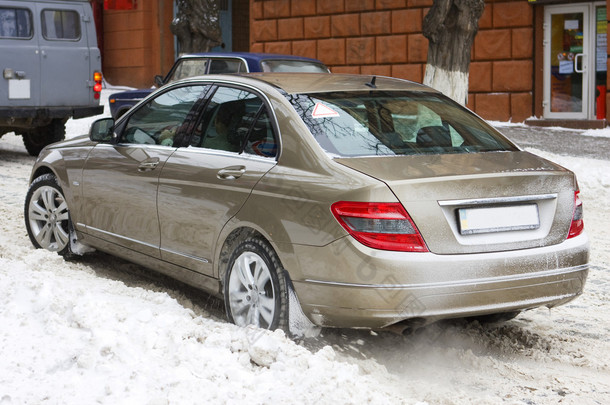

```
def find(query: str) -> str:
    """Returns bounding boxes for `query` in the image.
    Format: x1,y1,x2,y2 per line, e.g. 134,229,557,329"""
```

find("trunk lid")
335,151,577,254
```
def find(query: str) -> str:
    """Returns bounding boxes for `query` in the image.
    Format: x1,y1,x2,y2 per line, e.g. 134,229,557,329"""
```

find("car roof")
206,73,437,95
178,52,324,63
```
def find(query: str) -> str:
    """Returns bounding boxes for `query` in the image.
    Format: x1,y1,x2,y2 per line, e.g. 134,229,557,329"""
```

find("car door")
36,2,93,107
0,2,39,107
79,84,209,258
157,85,278,276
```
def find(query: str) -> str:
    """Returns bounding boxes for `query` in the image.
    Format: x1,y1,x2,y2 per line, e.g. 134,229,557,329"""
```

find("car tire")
22,119,66,156
223,237,289,331
115,108,130,119
24,173,74,258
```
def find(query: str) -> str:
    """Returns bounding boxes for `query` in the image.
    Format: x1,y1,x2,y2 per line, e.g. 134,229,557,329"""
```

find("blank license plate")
458,204,540,235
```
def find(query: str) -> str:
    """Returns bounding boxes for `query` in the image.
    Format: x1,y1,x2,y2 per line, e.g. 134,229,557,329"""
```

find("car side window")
41,9,81,40
121,85,207,146
190,86,277,157
0,8,32,38
242,107,277,158
208,58,247,74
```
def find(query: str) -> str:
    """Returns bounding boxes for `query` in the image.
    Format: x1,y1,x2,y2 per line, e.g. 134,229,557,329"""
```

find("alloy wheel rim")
228,251,276,328
28,185,70,252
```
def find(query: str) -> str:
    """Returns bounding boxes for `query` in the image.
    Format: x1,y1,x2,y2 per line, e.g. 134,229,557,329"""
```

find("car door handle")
138,158,160,172
217,166,246,180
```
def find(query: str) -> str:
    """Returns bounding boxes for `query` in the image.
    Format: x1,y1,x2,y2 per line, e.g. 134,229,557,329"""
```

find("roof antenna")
365,76,377,88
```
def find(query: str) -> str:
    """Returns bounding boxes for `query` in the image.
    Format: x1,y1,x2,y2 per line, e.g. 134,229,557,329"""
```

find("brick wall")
471,1,534,121
103,1,174,88
250,0,535,122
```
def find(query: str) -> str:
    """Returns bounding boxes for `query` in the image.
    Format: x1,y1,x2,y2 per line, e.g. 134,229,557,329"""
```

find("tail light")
331,201,428,252
93,71,103,99
567,190,584,239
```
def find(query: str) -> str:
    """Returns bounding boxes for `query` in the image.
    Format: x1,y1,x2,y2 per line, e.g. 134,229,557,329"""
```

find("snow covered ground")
1,91,609,404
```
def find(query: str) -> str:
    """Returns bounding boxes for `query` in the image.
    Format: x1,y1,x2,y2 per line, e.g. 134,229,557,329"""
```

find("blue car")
108,52,329,118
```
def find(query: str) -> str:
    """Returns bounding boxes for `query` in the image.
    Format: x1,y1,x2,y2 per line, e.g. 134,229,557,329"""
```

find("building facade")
99,0,610,128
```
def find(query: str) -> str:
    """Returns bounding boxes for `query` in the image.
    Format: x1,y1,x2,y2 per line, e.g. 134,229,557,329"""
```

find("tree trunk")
171,0,222,54
422,0,485,105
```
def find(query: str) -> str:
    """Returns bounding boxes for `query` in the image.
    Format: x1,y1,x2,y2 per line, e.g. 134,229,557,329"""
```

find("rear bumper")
290,233,589,328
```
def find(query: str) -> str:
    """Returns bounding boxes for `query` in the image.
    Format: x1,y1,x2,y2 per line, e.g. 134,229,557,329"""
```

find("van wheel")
22,119,66,156
224,237,289,331
24,173,74,258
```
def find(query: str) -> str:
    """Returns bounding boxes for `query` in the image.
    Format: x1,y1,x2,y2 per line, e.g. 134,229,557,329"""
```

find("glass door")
544,3,607,120
544,5,590,119
593,4,607,119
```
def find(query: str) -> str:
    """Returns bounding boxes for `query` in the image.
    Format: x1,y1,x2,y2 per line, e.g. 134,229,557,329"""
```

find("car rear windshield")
261,60,329,73
288,91,518,157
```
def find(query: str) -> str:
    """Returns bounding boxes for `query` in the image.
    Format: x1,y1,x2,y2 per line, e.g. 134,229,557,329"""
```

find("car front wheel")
224,237,289,331
24,173,73,256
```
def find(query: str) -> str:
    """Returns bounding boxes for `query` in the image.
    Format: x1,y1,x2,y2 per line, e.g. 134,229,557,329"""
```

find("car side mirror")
89,117,115,143
154,75,165,87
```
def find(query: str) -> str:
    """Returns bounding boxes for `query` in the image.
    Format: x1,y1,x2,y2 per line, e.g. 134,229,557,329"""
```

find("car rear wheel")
22,119,66,156
224,237,289,331
25,174,73,257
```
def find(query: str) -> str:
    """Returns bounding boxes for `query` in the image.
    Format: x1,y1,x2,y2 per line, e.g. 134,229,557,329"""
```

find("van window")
41,9,80,40
0,8,32,38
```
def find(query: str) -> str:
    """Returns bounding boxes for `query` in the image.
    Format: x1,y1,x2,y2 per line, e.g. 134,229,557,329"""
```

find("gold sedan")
25,73,589,333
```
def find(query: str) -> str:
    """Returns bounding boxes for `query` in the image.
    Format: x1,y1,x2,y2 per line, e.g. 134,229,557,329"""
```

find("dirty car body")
26,73,589,331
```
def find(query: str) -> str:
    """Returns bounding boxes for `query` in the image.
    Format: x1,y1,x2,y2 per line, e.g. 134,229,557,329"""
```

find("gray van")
0,0,103,155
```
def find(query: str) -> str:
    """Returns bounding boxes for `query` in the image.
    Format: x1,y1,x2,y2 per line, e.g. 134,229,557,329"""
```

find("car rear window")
288,91,518,157
169,59,209,82
208,58,247,74
261,60,329,73
168,58,247,82
0,7,32,38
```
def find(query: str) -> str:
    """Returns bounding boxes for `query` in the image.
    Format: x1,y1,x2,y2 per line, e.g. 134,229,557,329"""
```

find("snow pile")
582,127,610,138
492,120,610,139
0,92,410,404
529,148,610,203
0,248,405,404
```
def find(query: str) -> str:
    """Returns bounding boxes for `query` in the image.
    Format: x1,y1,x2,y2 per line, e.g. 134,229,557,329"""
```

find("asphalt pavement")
494,124,610,161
